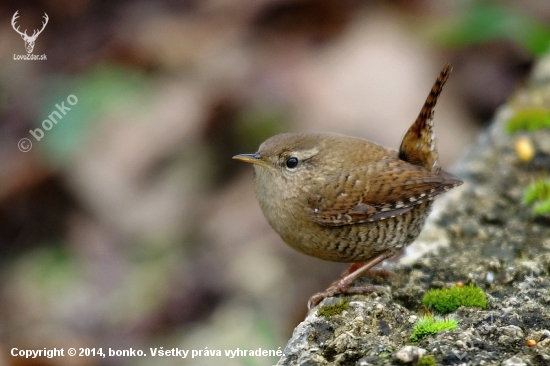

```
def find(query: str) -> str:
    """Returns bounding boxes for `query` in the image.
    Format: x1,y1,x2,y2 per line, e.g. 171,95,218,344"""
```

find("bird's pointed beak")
234,153,273,169
232,153,265,165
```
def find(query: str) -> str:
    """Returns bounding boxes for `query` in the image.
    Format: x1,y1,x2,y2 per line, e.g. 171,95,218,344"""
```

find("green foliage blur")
524,179,550,215
506,109,550,133
435,2,550,57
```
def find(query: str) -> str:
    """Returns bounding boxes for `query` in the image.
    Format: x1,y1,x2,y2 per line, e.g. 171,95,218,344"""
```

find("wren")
233,64,462,308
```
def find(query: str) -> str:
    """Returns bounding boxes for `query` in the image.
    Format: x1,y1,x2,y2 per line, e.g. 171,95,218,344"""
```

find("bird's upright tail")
398,64,452,174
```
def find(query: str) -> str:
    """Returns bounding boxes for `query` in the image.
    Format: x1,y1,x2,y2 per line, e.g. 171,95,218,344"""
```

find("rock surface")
276,56,550,366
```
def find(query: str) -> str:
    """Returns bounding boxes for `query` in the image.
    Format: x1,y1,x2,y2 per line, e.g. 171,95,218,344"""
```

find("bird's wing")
307,159,462,226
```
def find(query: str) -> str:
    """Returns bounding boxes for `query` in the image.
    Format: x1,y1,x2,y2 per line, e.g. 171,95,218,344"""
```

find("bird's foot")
307,251,397,310
307,277,352,310
307,282,388,309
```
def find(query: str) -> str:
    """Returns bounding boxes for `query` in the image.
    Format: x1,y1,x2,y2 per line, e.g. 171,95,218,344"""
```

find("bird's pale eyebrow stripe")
290,148,320,160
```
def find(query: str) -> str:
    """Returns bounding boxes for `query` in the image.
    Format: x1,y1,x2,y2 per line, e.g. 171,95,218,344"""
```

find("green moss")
317,297,349,317
419,355,437,366
422,284,487,314
506,108,550,133
524,179,550,215
411,315,458,342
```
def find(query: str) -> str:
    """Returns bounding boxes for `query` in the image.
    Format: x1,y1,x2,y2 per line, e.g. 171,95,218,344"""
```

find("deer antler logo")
11,11,49,54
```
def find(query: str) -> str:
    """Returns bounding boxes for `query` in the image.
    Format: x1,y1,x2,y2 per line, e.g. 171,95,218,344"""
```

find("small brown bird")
234,64,462,308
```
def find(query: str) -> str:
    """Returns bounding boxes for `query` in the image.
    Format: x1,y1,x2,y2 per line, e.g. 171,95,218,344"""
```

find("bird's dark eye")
286,157,299,169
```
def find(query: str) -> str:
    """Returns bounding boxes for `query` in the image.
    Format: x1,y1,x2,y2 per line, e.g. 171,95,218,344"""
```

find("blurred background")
0,0,549,365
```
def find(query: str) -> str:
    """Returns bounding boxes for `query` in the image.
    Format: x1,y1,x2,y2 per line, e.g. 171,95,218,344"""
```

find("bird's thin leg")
339,262,365,278
308,251,396,309
340,262,396,279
